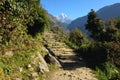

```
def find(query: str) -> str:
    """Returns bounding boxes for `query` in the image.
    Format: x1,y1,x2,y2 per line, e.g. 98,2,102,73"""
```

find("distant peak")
56,13,72,24
60,13,68,18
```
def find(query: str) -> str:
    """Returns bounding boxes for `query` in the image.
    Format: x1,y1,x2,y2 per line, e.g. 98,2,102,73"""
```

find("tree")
105,20,120,42
69,28,88,46
116,22,120,29
85,9,105,40
115,19,120,29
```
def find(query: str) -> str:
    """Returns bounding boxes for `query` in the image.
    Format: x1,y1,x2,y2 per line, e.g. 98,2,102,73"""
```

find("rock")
42,46,49,53
34,78,39,80
29,67,34,71
19,67,23,72
37,62,49,73
31,52,49,73
44,53,62,67
31,72,38,78
16,78,22,80
4,51,13,57
28,64,31,68
37,52,49,73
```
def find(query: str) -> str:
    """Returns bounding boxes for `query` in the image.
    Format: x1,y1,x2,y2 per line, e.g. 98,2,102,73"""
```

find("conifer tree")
85,9,105,40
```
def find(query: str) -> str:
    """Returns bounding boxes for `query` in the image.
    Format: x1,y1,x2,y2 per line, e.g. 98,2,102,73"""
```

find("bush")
104,42,120,67
79,41,120,68
79,42,108,67
96,62,119,80
69,28,88,47
0,0,49,43
96,67,108,80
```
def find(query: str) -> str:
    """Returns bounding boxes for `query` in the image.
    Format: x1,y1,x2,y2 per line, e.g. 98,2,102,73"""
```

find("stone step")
50,49,74,53
58,48,73,52
59,55,82,60
47,42,65,45
51,49,73,52
62,51,74,53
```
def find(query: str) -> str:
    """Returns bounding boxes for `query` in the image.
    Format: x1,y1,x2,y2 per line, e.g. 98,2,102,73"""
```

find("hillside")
68,3,120,32
47,13,69,28
47,13,59,27
0,0,50,79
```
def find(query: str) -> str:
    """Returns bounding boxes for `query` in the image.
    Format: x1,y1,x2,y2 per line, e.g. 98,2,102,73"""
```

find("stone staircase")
43,31,85,68
43,31,98,80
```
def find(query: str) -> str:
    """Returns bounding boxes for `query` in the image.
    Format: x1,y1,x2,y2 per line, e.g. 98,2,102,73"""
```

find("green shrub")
96,67,108,80
79,42,108,67
103,42,120,67
96,62,119,80
69,28,88,47
0,0,49,43
65,40,79,49
79,41,120,67
3,66,13,74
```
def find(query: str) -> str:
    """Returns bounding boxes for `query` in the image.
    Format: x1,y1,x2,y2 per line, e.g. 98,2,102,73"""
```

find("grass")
43,64,60,80
0,49,48,80
0,52,31,79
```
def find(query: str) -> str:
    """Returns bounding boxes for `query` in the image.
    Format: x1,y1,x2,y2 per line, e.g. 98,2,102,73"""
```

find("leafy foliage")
96,62,119,80
104,42,120,67
69,28,88,47
0,0,49,53
79,41,120,67
103,19,120,42
0,0,49,44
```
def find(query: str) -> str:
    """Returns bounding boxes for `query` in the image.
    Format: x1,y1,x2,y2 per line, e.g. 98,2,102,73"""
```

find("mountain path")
43,31,97,80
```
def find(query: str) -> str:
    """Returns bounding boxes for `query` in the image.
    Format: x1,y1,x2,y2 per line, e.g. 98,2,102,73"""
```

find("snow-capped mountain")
56,13,72,24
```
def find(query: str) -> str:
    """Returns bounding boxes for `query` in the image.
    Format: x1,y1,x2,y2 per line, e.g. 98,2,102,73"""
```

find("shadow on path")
57,55,86,70
44,44,86,70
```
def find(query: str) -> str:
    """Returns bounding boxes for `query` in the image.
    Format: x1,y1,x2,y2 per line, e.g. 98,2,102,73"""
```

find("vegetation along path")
43,31,98,80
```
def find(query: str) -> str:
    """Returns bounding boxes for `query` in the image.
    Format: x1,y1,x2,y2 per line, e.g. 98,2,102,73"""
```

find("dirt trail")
43,31,97,80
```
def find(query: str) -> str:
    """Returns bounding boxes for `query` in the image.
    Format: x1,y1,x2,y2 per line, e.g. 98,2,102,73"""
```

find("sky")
41,0,120,19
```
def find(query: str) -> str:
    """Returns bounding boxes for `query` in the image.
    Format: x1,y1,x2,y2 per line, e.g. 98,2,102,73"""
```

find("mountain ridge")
68,3,120,32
